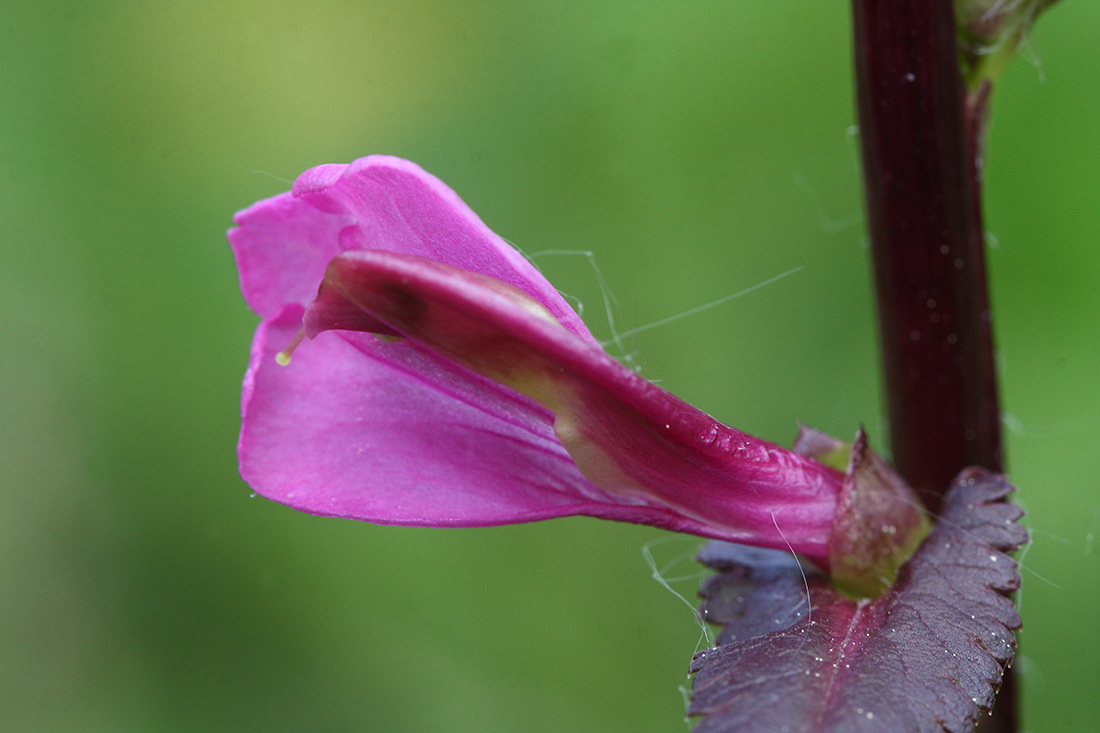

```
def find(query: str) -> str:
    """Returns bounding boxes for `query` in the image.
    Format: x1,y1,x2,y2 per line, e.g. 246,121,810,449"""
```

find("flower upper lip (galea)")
229,155,848,570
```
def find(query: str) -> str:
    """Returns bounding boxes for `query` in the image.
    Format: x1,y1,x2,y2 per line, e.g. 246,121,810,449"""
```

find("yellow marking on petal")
276,327,306,366
517,298,565,329
370,333,406,343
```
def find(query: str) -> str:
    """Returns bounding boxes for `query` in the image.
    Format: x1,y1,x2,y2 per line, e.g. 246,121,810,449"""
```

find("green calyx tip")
826,430,932,599
956,0,1061,89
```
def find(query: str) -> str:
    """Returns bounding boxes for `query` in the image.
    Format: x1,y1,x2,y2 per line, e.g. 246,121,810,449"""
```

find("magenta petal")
242,306,797,538
229,155,593,341
241,305,595,525
304,251,845,567
230,190,354,319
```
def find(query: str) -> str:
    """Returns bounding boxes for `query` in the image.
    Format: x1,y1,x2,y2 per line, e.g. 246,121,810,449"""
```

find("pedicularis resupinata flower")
230,155,927,595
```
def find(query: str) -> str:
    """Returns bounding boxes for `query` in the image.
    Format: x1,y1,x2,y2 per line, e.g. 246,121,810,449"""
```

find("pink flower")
229,156,847,569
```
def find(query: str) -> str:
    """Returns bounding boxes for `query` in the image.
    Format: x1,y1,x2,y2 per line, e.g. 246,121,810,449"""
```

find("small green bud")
956,0,1061,88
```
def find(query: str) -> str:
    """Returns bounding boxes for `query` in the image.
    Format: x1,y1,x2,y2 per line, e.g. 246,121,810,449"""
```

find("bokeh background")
2,2,1097,731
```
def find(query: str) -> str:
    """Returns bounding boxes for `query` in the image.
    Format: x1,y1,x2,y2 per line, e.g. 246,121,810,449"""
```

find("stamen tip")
275,327,306,366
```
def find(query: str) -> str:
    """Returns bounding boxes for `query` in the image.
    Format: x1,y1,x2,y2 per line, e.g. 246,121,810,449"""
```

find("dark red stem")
851,1,1002,505
851,1,1011,730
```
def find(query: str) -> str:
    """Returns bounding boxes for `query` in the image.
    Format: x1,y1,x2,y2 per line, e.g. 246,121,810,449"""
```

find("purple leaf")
690,469,1025,733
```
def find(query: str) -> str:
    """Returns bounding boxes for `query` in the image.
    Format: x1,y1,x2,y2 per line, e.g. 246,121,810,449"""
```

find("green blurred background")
2,2,1096,731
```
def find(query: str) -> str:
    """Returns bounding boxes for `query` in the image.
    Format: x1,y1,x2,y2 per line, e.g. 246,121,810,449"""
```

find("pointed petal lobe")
229,155,593,340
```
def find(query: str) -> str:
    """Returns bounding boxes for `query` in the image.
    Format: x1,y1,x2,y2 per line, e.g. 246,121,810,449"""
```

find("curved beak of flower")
300,249,851,568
